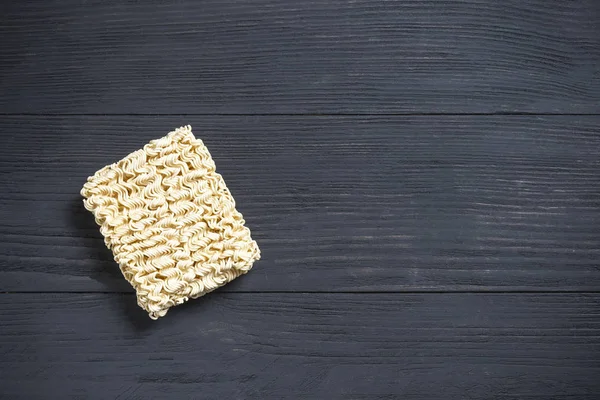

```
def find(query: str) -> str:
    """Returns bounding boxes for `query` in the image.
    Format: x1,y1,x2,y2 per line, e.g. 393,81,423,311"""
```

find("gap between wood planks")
3,290,600,294
1,113,599,116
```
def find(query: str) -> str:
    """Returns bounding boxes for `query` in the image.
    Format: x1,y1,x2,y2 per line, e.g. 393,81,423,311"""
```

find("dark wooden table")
1,1,599,398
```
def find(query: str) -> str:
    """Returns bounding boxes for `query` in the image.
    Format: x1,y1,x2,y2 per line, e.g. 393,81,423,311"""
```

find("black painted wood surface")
1,293,600,399
0,0,599,398
1,0,599,114
1,116,599,293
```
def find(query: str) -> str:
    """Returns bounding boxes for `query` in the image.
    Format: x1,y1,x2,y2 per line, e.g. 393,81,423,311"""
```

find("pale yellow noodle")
81,126,260,319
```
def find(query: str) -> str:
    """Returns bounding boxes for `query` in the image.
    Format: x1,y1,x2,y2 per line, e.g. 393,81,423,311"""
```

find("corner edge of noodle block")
80,125,261,319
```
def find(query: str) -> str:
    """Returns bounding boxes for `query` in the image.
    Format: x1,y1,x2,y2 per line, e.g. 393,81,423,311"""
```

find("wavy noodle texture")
81,125,261,319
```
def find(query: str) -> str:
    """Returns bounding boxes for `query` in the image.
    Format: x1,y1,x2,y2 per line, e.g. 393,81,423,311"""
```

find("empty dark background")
1,1,599,399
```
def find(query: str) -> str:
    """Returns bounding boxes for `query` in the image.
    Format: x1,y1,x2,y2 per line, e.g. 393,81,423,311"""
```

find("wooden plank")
0,293,599,399
1,115,599,292
1,0,598,114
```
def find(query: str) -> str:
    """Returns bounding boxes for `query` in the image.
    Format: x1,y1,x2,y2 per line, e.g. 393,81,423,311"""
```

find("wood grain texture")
0,293,599,399
1,0,598,114
1,115,599,292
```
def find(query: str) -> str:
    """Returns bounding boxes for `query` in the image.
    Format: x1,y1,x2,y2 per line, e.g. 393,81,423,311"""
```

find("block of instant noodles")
81,126,260,319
